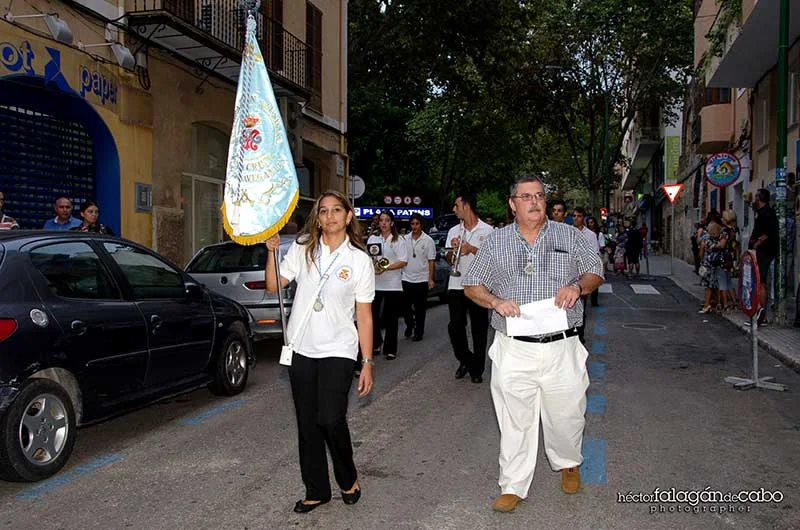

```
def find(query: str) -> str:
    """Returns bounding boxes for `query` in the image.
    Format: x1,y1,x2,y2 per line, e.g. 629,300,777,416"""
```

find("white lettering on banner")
356,206,433,219
80,66,117,105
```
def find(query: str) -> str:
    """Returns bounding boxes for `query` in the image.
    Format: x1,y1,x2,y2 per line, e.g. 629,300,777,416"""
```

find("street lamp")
3,12,73,44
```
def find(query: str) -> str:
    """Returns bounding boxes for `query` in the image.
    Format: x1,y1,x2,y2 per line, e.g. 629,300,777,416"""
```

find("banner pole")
274,250,288,346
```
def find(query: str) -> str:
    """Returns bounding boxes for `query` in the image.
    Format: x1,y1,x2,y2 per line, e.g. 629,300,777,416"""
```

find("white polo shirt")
367,232,408,291
402,232,436,284
280,236,375,361
447,219,494,290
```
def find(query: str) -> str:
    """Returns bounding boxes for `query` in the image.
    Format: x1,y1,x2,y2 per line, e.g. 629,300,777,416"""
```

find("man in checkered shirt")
463,174,603,513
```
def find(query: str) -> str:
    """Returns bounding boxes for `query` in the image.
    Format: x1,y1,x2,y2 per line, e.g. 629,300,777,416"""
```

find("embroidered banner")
222,10,299,245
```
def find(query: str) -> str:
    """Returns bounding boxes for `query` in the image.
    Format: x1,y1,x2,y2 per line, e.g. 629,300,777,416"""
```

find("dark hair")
378,210,400,243
573,206,586,216
703,208,722,226
550,199,566,210
455,190,478,214
756,188,770,205
409,213,424,224
509,174,544,196
79,200,98,214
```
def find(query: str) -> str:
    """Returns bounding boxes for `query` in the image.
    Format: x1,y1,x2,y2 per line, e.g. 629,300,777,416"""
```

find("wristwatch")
362,358,375,365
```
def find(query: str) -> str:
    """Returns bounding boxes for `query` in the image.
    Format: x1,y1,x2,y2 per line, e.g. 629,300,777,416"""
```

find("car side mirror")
185,281,203,297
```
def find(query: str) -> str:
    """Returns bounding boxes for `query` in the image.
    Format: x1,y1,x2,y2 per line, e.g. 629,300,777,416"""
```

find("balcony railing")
126,0,316,94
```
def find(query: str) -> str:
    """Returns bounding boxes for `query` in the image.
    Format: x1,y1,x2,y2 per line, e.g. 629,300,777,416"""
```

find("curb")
668,274,800,375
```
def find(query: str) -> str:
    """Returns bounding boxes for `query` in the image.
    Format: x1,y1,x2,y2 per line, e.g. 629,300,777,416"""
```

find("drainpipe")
776,0,789,325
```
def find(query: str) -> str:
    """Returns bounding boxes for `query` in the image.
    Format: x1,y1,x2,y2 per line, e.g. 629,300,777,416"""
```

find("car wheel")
209,325,250,396
0,379,77,482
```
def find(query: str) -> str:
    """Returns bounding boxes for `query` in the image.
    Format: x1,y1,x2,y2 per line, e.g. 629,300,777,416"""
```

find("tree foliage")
347,0,694,215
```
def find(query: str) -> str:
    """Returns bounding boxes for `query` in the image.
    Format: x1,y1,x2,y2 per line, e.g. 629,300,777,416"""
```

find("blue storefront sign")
354,206,433,220
738,250,761,317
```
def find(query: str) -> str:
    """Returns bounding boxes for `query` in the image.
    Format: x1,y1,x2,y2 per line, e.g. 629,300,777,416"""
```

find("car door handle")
70,320,87,336
150,315,163,333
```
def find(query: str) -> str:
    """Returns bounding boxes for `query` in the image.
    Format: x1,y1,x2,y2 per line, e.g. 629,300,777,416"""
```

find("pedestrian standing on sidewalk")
446,191,494,384
463,174,603,513
691,223,702,275
698,221,726,314
720,209,740,311
401,213,436,341
572,208,600,340
367,211,408,359
43,197,81,230
748,189,779,326
264,190,375,513
70,201,115,235
0,191,19,230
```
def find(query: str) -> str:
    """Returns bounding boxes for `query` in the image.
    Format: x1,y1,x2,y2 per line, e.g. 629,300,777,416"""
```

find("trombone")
447,221,465,277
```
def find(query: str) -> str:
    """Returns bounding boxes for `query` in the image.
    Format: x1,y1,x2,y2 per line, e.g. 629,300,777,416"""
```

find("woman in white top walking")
367,211,408,359
265,190,375,513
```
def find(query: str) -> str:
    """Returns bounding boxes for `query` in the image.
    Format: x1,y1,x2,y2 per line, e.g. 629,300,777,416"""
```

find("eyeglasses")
510,192,546,202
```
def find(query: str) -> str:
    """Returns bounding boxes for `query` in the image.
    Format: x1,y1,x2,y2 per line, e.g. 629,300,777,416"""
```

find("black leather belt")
510,328,579,344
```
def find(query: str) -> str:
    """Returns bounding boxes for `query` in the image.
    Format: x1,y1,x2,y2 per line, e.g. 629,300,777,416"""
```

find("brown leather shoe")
491,493,522,512
561,467,580,494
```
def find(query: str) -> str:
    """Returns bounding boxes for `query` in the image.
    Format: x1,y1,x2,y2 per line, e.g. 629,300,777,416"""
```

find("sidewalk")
640,253,800,373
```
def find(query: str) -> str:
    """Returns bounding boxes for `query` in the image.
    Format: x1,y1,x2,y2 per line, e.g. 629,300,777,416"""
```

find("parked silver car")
186,237,295,340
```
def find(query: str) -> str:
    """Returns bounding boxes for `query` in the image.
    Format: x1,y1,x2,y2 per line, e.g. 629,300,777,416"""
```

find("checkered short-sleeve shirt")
463,220,604,333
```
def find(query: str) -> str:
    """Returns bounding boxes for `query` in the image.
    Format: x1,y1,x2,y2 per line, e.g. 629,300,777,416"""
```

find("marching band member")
445,191,494,383
367,210,408,360
401,213,436,341
264,190,375,513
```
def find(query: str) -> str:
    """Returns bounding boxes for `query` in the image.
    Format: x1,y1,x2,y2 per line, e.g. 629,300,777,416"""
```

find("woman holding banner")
265,190,375,513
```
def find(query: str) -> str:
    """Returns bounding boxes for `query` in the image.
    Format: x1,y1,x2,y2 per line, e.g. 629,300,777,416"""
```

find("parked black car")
0,231,254,482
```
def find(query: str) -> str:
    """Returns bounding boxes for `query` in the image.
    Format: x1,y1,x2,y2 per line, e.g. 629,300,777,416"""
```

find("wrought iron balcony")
126,0,316,97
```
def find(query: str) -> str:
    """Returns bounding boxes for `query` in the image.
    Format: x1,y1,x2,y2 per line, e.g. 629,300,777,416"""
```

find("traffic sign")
413,196,422,205
661,183,683,204
403,196,412,205
393,195,402,205
347,176,365,200
383,195,392,205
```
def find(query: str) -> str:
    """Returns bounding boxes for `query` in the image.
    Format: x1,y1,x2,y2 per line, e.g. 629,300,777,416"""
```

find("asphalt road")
1,276,799,530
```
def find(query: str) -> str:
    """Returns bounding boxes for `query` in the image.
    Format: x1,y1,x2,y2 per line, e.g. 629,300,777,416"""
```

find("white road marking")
598,284,613,294
630,284,661,295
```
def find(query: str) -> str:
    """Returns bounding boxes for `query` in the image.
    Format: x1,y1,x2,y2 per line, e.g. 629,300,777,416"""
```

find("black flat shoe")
342,488,361,505
470,376,483,384
455,364,469,379
293,499,329,513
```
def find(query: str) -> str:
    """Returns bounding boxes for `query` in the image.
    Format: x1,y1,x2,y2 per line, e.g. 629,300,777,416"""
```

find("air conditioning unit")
278,97,304,165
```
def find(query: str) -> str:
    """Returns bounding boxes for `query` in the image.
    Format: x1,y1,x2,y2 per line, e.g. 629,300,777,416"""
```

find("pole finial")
238,0,261,14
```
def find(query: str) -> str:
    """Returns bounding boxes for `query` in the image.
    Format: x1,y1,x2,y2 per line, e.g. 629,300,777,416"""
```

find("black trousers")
402,281,429,337
289,354,357,502
447,289,489,377
373,290,403,355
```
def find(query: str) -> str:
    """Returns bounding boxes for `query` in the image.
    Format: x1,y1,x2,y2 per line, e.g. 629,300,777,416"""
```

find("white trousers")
489,331,589,498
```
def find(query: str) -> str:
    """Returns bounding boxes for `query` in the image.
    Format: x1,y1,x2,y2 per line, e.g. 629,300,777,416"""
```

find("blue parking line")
581,439,607,485
586,394,607,414
591,341,606,355
593,324,607,336
593,306,607,314
588,361,605,381
182,399,246,426
594,316,606,325
17,453,126,500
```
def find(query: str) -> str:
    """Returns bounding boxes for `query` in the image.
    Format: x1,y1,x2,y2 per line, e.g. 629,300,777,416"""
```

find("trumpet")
448,221,465,277
373,256,390,273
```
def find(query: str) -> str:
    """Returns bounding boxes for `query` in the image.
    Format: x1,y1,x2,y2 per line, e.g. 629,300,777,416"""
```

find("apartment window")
789,73,799,126
759,97,769,148
306,2,323,111
263,0,284,72
704,87,731,106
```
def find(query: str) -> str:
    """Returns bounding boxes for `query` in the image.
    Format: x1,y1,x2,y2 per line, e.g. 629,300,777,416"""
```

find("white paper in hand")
506,297,569,337
279,345,293,366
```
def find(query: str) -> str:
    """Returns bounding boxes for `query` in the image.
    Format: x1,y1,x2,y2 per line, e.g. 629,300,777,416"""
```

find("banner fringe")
221,189,300,246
